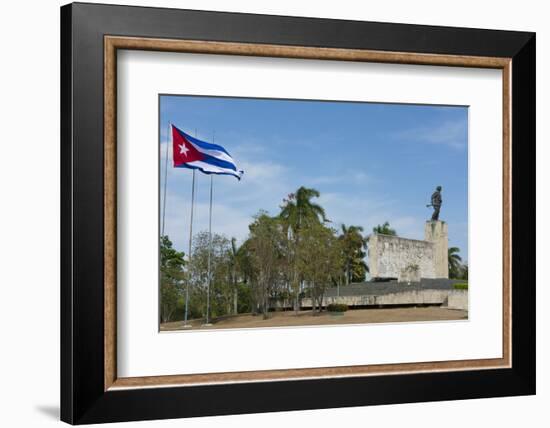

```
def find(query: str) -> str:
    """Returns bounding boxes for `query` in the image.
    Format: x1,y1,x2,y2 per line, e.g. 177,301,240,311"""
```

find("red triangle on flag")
172,126,205,166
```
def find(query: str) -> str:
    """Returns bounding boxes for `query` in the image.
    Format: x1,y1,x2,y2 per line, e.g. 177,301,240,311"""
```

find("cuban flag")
171,125,244,180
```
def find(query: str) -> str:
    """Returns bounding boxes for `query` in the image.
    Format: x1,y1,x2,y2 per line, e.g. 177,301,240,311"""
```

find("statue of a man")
429,186,442,221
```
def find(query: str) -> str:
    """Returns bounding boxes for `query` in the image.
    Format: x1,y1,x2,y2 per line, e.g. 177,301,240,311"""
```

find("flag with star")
171,124,244,180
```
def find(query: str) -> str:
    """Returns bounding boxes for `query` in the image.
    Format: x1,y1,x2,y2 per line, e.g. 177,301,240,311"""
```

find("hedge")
327,303,348,312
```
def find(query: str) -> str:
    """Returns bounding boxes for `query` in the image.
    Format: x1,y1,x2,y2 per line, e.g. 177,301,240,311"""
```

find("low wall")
445,290,468,311
300,289,468,310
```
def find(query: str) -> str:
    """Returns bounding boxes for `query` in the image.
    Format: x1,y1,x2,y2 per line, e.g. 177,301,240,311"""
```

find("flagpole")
183,130,198,327
183,169,196,326
161,121,170,237
205,173,213,325
204,130,215,326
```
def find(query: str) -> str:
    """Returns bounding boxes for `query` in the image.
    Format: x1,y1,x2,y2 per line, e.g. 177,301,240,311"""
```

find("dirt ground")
160,307,468,331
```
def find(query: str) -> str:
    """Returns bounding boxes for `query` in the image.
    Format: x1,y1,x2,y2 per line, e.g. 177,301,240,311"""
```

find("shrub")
453,282,468,290
327,303,348,312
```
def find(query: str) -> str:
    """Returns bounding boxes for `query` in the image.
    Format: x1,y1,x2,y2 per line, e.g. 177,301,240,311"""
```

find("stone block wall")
368,220,449,280
368,234,435,279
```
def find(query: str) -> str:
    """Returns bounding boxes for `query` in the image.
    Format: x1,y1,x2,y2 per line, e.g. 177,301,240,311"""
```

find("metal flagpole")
205,174,213,325
183,169,196,326
204,130,215,326
161,121,171,237
183,129,199,327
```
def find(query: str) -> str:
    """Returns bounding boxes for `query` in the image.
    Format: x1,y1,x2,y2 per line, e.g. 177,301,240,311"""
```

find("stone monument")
368,187,449,281
424,220,449,278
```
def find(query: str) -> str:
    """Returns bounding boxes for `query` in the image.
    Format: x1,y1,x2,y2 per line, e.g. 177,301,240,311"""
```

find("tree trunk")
233,287,238,314
311,282,316,314
263,293,269,319
293,273,300,315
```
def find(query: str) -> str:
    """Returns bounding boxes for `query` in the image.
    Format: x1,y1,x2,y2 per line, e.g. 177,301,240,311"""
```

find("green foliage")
236,281,253,314
372,221,396,236
327,303,348,312
453,282,468,290
247,212,286,318
448,247,463,279
159,235,186,323
297,222,344,313
458,263,468,280
339,224,368,284
279,186,327,234
278,186,337,314
189,231,234,319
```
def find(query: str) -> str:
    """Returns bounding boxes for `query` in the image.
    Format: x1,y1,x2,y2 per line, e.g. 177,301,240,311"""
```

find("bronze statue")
426,186,442,221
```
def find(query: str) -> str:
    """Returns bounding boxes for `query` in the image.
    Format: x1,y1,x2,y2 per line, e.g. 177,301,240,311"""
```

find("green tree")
248,212,285,319
160,235,185,323
298,223,343,314
189,231,233,319
279,186,327,313
339,224,368,284
448,247,463,279
234,238,257,313
279,186,327,233
229,237,240,314
372,221,396,236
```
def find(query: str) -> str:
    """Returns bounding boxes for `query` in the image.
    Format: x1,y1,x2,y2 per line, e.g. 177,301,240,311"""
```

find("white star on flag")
179,143,189,156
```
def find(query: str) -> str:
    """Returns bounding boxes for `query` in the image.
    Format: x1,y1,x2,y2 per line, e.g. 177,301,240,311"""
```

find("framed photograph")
61,2,535,424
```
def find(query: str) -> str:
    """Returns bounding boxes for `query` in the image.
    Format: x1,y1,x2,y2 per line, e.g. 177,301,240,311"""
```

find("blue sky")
160,95,469,263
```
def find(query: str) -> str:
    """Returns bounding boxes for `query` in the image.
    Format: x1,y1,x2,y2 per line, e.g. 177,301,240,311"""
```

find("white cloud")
318,192,424,240
163,193,254,253
390,119,468,150
308,170,373,186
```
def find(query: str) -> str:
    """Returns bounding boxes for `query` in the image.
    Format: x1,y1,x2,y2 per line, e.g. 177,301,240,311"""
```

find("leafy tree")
372,221,396,236
236,238,255,286
448,247,463,279
279,186,327,313
247,212,285,318
339,224,368,284
236,281,253,314
189,231,233,319
279,186,327,233
298,223,343,313
228,237,240,314
160,235,185,323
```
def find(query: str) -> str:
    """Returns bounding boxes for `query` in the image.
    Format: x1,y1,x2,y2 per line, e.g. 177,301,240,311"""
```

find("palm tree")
372,221,396,236
448,247,463,279
279,186,327,313
339,224,368,285
279,186,327,234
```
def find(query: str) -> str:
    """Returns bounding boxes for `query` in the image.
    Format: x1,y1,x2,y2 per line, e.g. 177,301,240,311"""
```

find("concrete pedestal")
424,220,449,279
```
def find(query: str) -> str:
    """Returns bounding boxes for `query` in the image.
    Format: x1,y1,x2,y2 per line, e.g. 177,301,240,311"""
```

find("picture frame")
60,2,535,424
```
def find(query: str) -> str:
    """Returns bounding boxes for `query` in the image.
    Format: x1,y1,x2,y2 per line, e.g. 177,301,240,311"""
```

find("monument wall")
368,234,436,279
368,220,449,280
